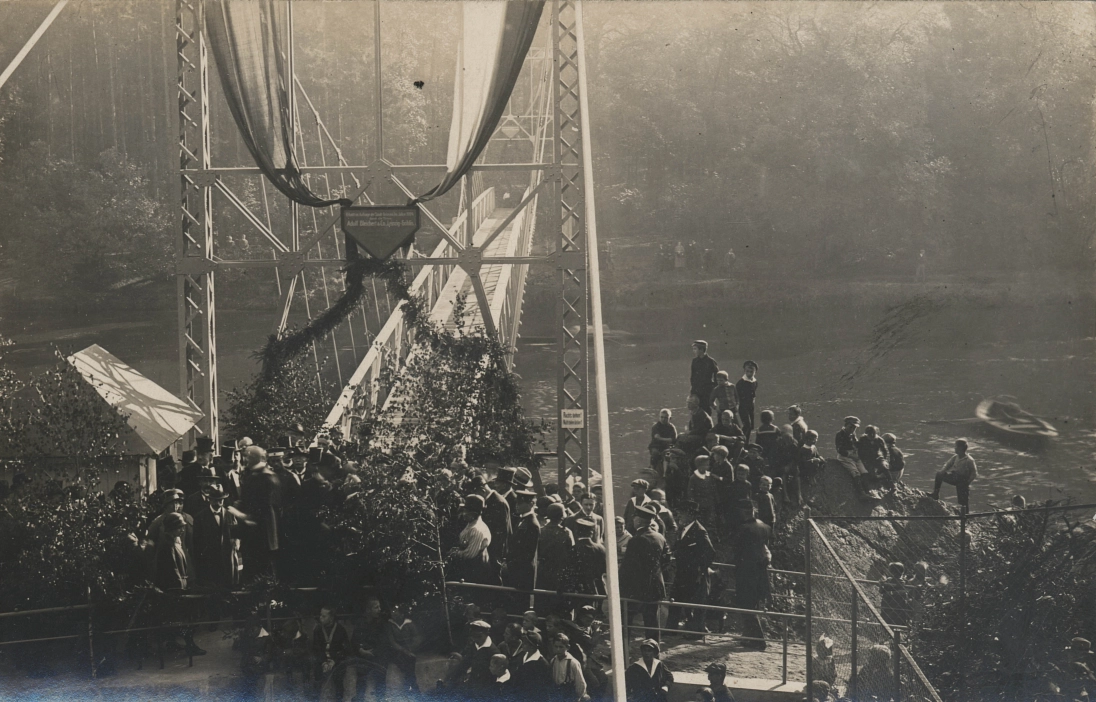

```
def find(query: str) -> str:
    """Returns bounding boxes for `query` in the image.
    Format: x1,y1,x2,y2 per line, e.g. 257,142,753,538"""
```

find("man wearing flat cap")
836,416,876,496
620,503,672,642
505,487,541,608
447,619,500,691
571,518,607,596
624,479,652,535
690,341,720,411
704,662,737,702
625,638,674,702
669,500,715,634
449,494,498,586
537,503,575,598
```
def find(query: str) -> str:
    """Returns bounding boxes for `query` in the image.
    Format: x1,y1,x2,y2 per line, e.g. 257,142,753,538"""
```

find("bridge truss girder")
174,0,592,488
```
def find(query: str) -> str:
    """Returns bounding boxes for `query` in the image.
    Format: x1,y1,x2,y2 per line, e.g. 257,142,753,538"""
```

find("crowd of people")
656,241,736,275
0,336,991,700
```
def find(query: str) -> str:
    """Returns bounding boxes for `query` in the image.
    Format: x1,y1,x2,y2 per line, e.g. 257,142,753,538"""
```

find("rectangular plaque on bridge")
341,205,421,261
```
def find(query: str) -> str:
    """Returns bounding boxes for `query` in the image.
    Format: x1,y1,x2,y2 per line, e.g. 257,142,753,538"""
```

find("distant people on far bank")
915,248,927,283
932,439,977,513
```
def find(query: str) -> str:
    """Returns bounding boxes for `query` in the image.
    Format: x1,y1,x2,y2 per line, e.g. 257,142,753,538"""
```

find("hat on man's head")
515,487,537,499
692,340,708,348
163,488,185,502
574,518,594,528
631,478,650,491
468,620,491,631
640,639,660,653
1071,637,1092,651
579,605,597,615
220,443,237,462
494,467,516,485
844,416,861,425
163,512,187,531
679,499,700,514
514,467,533,488
202,482,226,499
743,360,758,370
704,662,727,675
523,630,543,646
463,494,485,514
195,436,215,453
197,465,219,482
636,503,658,519
546,503,566,521
649,488,667,502
181,450,198,464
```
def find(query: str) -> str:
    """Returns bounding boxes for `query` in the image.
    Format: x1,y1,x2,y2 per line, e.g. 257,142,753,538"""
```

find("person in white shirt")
548,632,588,701
448,494,496,584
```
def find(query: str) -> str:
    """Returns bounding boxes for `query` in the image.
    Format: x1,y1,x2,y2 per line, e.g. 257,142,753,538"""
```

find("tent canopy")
66,344,203,455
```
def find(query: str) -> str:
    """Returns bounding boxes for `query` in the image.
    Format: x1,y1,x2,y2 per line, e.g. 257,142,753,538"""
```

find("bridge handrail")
321,187,496,439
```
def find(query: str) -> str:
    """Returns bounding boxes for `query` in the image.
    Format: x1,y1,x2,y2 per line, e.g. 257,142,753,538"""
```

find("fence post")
850,593,858,698
804,507,813,696
893,627,902,701
87,587,96,680
781,618,788,685
959,510,968,702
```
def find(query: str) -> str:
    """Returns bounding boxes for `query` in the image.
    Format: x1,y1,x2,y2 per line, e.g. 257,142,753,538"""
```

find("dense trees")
584,2,1096,274
0,2,1092,296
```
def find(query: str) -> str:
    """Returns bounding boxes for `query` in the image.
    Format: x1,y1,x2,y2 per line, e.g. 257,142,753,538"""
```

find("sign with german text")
561,409,585,430
341,205,421,261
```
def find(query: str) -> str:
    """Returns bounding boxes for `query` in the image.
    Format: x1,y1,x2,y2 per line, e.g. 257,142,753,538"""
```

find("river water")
513,282,1096,514
3,279,1094,514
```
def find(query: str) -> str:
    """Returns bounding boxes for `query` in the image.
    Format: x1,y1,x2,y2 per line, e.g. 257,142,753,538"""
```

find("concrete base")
670,672,806,702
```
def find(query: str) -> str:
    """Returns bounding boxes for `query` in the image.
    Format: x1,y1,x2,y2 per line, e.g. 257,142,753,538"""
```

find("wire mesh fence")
807,515,942,702
808,502,1096,702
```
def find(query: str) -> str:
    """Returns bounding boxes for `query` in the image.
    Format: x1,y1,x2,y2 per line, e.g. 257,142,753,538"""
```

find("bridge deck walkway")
428,207,519,333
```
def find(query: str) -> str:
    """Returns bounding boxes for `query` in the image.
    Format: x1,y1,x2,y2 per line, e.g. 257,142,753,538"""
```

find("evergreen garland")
257,255,423,381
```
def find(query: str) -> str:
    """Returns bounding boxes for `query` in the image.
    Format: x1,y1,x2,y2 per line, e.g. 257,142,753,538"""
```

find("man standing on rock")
932,439,977,513
690,341,719,410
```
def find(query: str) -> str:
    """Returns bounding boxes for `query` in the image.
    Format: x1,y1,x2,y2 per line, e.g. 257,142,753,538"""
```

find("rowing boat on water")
975,398,1059,441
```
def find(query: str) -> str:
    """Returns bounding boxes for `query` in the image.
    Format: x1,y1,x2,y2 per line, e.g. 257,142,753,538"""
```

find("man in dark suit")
505,488,540,609
620,503,672,642
240,446,281,582
192,483,239,589
176,449,202,497
492,466,519,527
735,512,773,650
668,500,715,634
571,519,607,596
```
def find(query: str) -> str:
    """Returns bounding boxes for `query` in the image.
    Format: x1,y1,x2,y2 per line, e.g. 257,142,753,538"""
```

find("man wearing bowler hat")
493,466,519,521
450,494,497,585
192,482,240,589
240,446,281,581
181,459,216,515
176,449,201,497
620,503,672,642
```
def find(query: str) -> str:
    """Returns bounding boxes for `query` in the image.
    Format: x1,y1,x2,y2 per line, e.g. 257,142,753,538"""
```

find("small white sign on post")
561,409,585,429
